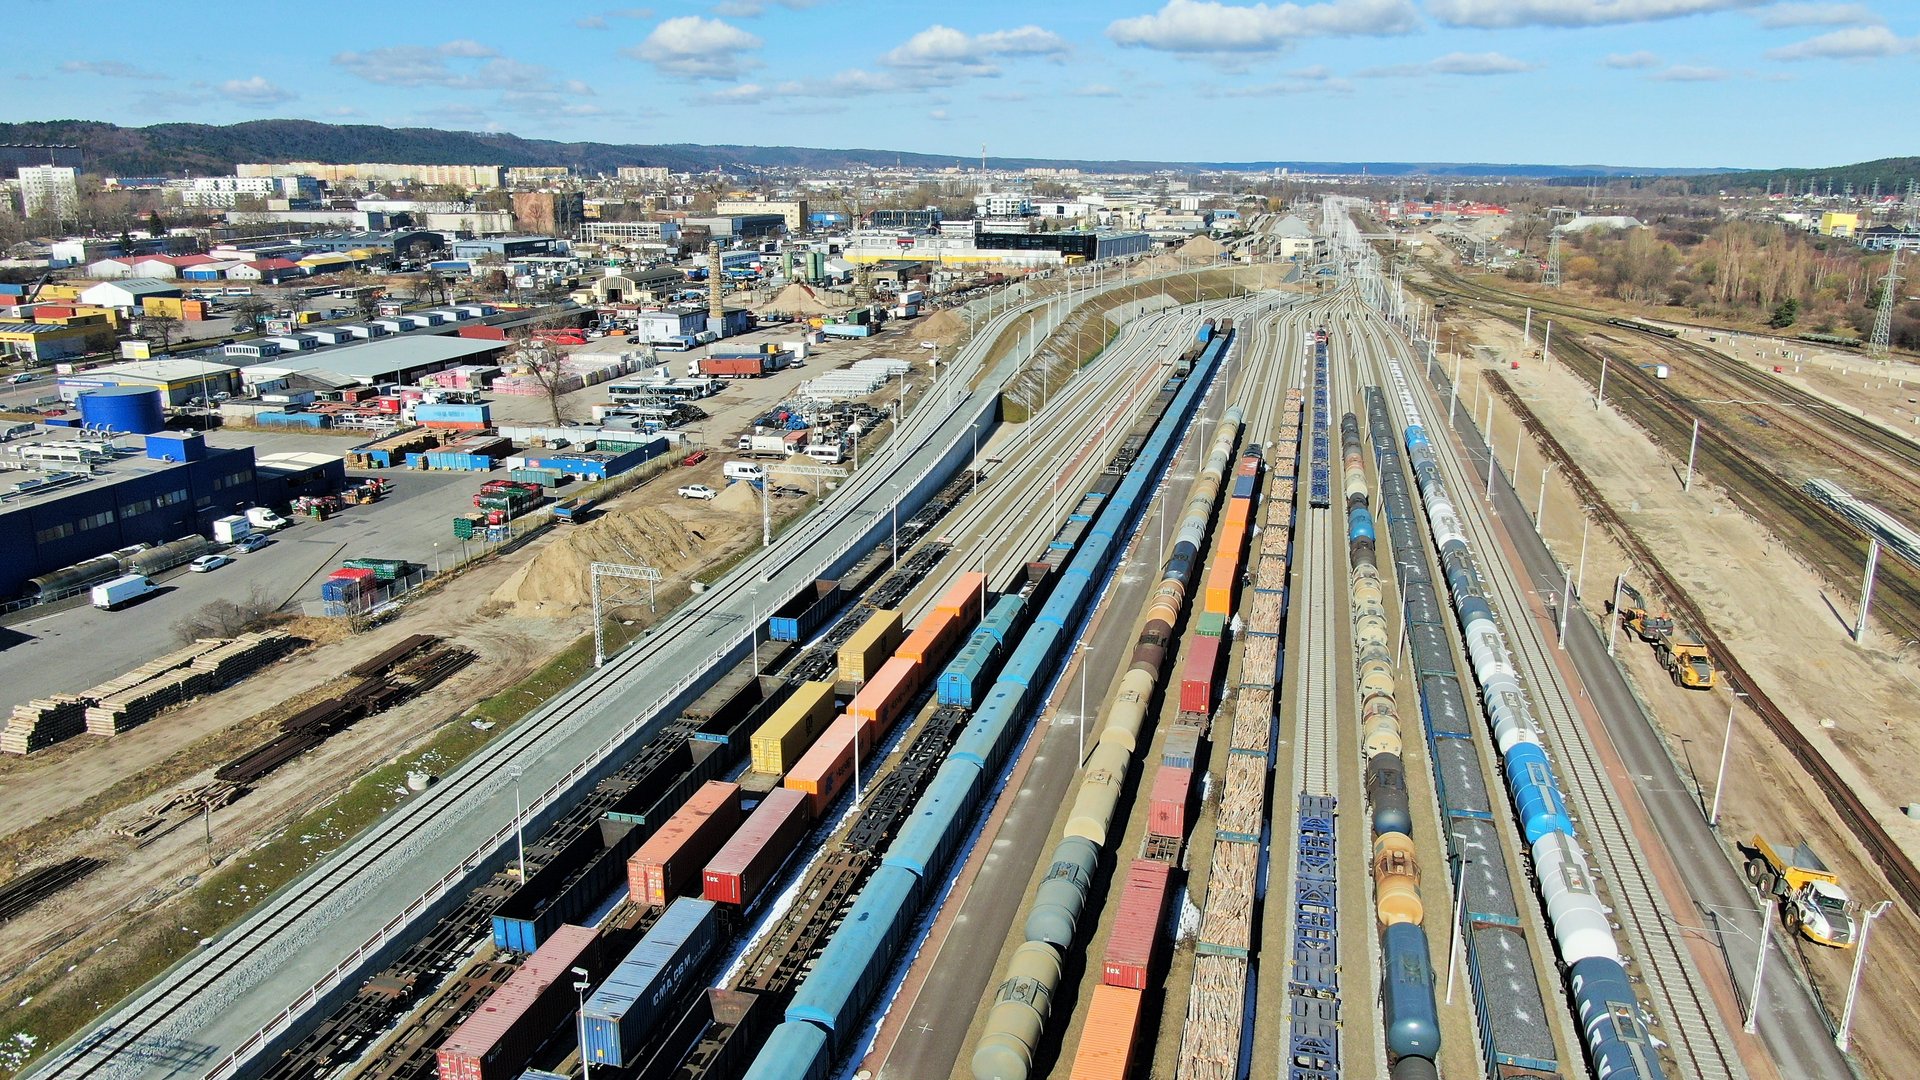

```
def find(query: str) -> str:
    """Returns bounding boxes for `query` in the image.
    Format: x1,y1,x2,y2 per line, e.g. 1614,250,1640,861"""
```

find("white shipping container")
212,515,253,544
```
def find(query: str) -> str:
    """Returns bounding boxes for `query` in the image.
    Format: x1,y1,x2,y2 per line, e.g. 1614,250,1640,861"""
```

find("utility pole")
1869,249,1900,359
1746,885,1774,1034
1595,352,1609,411
1683,418,1701,492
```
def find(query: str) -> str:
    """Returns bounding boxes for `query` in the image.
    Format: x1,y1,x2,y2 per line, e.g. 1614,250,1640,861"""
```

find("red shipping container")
1179,635,1221,714
458,325,510,340
436,923,601,1080
627,781,740,908
1148,766,1192,840
699,357,765,377
1102,859,1172,989
848,655,921,735
702,787,810,906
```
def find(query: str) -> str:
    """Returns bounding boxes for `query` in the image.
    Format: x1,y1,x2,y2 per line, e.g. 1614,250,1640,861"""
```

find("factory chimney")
706,241,724,326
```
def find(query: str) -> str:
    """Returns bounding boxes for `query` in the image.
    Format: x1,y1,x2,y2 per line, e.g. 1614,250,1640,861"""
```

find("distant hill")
1668,156,1920,195
0,119,1737,180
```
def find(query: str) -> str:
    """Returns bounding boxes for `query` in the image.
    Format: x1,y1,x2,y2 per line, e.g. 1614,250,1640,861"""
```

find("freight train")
740,323,1238,1080
1309,330,1333,508
1385,362,1668,1080
1364,387,1560,1077
971,406,1245,1080
1605,317,1679,339
1344,409,1438,1080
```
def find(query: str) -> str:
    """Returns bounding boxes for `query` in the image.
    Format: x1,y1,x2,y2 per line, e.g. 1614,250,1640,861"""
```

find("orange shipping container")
896,608,961,666
848,655,921,735
1068,984,1143,1080
934,571,986,618
626,781,741,907
1225,498,1251,531
1204,527,1246,616
783,714,872,815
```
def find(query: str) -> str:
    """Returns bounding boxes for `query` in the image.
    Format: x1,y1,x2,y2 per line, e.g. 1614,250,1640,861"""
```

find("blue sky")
32,0,1920,169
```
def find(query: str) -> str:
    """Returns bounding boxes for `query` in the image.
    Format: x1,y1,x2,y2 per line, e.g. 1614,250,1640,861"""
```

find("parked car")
678,484,719,500
6,372,35,384
189,554,233,573
919,340,937,349
626,335,641,344
231,535,270,553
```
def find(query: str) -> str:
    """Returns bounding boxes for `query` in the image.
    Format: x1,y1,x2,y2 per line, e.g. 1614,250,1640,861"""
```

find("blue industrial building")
0,431,260,600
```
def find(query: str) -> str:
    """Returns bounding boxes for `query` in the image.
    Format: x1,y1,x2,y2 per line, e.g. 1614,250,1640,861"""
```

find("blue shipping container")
257,411,329,428
415,403,491,424
582,898,720,1067
743,1022,831,1080
935,640,994,709
976,594,1026,647
785,864,919,1039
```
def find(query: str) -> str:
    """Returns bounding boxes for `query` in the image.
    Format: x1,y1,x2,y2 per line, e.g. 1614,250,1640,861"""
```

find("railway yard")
4,202,1917,1080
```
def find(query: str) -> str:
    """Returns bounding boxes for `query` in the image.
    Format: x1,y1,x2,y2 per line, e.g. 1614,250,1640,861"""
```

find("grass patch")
0,617,644,1079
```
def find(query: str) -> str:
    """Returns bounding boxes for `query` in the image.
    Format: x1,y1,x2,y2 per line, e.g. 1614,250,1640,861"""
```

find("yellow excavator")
1608,583,1674,642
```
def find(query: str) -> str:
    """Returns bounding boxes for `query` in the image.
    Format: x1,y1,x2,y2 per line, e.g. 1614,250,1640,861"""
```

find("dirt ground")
1444,301,1920,1080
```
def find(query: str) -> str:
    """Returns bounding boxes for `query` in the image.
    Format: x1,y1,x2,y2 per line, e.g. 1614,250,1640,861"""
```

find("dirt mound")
1180,235,1225,259
490,505,705,613
760,282,854,316
919,308,966,344
712,479,761,515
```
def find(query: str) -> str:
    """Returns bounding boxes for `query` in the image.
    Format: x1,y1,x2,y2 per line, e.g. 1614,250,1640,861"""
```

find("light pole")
573,966,593,1080
1836,899,1894,1052
1746,881,1774,1034
1710,689,1749,826
1445,852,1472,1004
507,763,526,879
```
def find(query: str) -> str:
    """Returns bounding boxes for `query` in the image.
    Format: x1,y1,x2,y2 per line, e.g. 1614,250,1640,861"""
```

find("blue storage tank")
1506,743,1573,842
582,898,720,1067
78,385,165,434
786,864,920,1040
1382,922,1440,1059
743,1021,832,1080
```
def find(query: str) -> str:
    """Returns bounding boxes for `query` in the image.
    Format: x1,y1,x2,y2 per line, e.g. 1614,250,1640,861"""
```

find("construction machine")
1609,582,1674,642
1745,835,1856,947
1657,638,1717,690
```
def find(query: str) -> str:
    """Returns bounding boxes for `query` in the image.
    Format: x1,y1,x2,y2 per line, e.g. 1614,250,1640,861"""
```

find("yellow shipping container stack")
747,680,839,776
836,608,903,683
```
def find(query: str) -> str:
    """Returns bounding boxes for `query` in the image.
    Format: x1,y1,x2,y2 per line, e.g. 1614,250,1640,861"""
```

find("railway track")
1424,267,1920,643
0,859,105,926
1484,375,1920,918
1365,305,1743,1080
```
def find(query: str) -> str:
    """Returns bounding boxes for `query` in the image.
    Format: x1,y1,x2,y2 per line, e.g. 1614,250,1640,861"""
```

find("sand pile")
1179,235,1225,259
490,506,705,613
712,480,761,515
760,283,854,316
918,308,965,345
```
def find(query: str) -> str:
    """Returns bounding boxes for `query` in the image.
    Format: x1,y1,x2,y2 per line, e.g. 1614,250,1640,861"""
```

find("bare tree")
141,313,183,355
514,338,576,426
230,296,273,334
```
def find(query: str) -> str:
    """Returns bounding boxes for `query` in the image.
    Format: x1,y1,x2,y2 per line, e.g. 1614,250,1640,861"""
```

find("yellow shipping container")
836,608,902,683
748,680,838,776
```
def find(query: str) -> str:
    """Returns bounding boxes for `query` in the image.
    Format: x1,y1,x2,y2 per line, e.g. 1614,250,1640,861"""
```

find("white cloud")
1075,83,1123,96
58,60,165,80
1428,0,1766,28
881,24,1069,71
627,16,763,78
1754,2,1880,27
1602,49,1663,67
929,108,951,120
579,7,654,28
221,76,295,104
711,0,818,14
1209,73,1355,94
1107,0,1420,53
332,41,547,87
1356,50,1542,76
1766,23,1919,57
1651,63,1730,78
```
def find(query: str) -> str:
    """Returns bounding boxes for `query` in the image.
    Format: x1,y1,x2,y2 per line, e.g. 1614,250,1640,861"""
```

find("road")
21,266,1188,1080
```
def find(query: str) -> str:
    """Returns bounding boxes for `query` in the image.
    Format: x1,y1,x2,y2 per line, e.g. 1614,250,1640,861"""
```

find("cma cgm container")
627,782,741,908
1067,984,1144,1080
837,609,902,682
581,899,721,1068
1179,634,1222,715
1103,859,1173,989
748,680,838,776
436,924,600,1080
702,787,809,907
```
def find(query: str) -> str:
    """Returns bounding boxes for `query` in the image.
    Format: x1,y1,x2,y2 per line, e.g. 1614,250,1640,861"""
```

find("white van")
803,444,843,465
723,462,766,482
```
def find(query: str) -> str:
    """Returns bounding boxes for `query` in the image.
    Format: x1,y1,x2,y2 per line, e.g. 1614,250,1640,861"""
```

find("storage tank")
126,535,212,575
77,385,166,435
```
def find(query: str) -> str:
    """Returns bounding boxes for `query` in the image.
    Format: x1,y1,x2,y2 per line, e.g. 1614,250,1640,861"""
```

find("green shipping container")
1197,612,1227,638
509,467,562,487
453,514,483,539
342,558,411,581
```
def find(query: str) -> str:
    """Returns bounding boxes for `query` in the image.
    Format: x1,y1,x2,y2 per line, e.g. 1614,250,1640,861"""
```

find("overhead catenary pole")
1542,319,1552,368
1607,574,1625,657
1710,688,1747,825
1445,854,1472,1004
1854,537,1882,642
1536,464,1550,524
1746,884,1774,1034
1836,900,1895,1051
1523,307,1532,349
1684,417,1701,492
1596,352,1609,410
